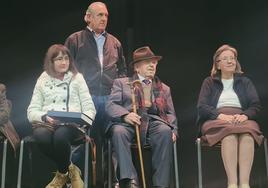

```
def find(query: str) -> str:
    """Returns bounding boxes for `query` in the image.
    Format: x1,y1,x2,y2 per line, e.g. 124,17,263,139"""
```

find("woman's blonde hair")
210,44,243,77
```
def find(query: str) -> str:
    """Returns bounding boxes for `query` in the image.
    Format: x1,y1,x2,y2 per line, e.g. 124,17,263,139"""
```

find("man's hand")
123,112,141,126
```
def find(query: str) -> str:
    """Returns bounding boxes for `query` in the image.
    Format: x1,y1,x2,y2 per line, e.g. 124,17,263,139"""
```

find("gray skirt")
201,107,264,146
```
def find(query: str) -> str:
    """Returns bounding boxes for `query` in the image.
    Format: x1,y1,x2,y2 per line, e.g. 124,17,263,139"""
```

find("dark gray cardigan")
197,74,261,128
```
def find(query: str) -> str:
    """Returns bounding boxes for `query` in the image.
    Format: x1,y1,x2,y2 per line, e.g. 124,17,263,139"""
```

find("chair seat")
196,137,268,188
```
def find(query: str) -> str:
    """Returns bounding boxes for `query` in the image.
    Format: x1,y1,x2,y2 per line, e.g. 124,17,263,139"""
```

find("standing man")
106,46,178,188
65,2,127,187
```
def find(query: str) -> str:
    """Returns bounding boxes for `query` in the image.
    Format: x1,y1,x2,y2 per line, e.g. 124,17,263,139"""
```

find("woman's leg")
53,126,78,173
32,127,54,158
221,134,239,185
238,133,254,186
53,126,85,188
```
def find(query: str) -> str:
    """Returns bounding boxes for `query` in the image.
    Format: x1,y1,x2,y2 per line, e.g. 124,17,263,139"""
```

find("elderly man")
106,46,178,188
65,2,127,186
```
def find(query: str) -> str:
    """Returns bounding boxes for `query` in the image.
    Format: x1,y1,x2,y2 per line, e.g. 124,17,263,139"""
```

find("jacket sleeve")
0,84,10,125
65,35,81,72
27,78,47,123
165,86,178,135
242,78,261,120
77,74,96,124
65,34,78,60
197,78,219,121
105,79,130,122
116,43,127,78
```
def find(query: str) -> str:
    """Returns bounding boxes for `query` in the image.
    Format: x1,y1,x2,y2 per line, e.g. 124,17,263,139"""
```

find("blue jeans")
71,95,109,185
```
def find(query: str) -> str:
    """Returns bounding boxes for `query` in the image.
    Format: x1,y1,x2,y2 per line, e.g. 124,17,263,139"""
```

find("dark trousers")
72,95,109,187
111,120,173,187
33,125,83,173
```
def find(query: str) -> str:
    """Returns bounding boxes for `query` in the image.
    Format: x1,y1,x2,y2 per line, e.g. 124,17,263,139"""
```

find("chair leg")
263,138,268,178
196,138,203,188
1,139,8,188
84,141,89,188
17,139,24,188
108,139,112,188
173,141,180,188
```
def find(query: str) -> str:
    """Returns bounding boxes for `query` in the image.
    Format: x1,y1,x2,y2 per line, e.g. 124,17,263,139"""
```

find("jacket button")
63,87,66,90
63,99,66,102
53,100,55,103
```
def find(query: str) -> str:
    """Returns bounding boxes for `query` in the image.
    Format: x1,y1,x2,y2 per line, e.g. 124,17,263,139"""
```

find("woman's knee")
239,133,254,143
33,127,52,144
222,134,238,143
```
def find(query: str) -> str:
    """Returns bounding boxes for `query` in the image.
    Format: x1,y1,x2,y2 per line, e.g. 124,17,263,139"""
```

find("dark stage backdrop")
1,0,268,187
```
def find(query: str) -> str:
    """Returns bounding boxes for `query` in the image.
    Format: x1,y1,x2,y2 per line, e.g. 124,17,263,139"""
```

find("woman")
27,44,96,188
197,44,263,188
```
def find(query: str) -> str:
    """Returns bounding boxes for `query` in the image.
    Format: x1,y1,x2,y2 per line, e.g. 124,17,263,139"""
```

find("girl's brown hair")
43,44,78,77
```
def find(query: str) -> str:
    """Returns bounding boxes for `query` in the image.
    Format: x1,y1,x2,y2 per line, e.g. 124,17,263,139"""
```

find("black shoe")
126,179,139,188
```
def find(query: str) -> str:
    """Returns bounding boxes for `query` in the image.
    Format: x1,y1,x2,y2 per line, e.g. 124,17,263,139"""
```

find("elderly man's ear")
0,84,6,95
84,14,90,24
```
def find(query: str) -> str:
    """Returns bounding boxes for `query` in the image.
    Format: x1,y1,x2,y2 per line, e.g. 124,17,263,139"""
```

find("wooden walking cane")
128,80,147,188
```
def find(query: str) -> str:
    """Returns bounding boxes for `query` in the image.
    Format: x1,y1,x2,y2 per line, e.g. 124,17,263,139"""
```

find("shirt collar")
137,74,152,83
87,26,107,37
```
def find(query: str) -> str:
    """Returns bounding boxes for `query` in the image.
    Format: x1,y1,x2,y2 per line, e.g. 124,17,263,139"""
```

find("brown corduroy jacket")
0,83,20,152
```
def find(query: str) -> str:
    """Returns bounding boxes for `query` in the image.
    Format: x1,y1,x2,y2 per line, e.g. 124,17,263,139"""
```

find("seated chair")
16,128,96,188
107,139,180,188
0,136,8,188
0,99,20,188
196,137,268,188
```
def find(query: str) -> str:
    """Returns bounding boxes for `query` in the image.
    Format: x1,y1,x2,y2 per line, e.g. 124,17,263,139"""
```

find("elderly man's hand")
123,112,141,126
172,132,177,142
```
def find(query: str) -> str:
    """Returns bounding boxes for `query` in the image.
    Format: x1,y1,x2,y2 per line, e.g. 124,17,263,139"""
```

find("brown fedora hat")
130,46,162,65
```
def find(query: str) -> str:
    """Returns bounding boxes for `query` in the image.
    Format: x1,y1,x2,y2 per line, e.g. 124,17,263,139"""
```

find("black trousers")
32,125,84,173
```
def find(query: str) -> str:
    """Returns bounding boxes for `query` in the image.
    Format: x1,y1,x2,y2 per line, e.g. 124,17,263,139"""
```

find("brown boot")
68,163,84,188
46,171,68,188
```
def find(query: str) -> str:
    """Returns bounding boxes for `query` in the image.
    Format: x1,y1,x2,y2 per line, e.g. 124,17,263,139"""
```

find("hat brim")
130,55,162,65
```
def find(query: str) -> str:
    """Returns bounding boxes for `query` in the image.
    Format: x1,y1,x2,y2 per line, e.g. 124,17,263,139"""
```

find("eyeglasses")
53,56,69,62
218,57,236,63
